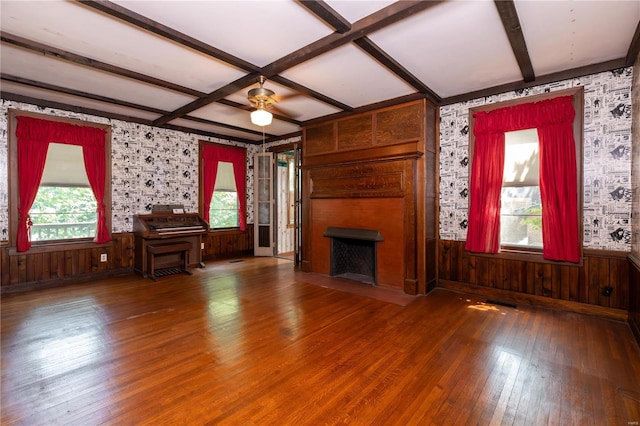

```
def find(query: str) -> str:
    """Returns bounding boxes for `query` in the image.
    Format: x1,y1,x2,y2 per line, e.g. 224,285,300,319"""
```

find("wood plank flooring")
2,257,639,425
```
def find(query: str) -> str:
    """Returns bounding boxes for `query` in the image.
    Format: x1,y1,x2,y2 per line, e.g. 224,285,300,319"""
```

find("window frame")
7,110,112,252
468,87,584,264
198,140,247,233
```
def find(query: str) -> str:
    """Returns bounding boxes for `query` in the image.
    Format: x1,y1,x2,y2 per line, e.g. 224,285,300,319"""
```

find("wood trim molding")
0,267,134,294
439,279,628,322
628,253,640,269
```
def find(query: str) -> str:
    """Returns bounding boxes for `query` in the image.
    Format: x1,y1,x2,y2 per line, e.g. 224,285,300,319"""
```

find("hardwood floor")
2,257,639,425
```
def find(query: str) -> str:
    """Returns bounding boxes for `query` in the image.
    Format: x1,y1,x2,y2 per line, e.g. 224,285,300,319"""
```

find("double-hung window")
30,143,97,241
500,129,542,248
466,88,583,263
8,111,112,252
199,142,247,231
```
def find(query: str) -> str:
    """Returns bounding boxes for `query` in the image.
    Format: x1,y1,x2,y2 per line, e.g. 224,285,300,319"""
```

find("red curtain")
83,144,110,244
15,128,49,252
538,116,579,262
202,144,247,231
15,116,109,252
466,96,579,262
465,131,505,253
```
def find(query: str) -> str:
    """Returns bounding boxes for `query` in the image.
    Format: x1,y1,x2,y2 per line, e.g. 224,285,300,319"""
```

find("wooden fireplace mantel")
301,99,438,295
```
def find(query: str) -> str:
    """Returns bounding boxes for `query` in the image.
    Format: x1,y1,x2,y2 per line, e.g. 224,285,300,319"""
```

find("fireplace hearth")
324,227,383,285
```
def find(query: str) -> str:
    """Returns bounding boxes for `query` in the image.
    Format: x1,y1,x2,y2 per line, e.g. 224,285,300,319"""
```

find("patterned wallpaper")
439,68,634,251
632,57,640,257
0,100,299,239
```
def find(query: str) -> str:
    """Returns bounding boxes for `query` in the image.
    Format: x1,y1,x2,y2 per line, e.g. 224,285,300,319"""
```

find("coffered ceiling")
1,1,639,144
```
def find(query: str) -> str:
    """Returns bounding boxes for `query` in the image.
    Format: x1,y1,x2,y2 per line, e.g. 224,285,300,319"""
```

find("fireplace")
324,227,384,285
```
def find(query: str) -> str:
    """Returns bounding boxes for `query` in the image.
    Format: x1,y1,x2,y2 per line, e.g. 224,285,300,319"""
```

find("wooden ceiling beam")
0,89,271,141
77,0,351,126
153,73,261,125
1,73,167,115
353,37,441,104
440,58,627,106
269,75,353,111
262,1,445,76
0,31,206,98
296,0,351,33
155,1,443,124
494,0,535,82
77,0,260,73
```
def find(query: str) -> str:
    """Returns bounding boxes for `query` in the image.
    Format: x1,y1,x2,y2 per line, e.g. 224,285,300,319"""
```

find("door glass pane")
258,156,270,178
258,179,269,201
259,202,270,224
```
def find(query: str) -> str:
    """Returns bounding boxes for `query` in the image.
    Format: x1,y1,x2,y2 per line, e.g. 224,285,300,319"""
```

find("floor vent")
486,299,517,309
228,259,244,263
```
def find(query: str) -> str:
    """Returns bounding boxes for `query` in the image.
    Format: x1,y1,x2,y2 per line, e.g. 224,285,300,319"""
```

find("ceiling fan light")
251,108,273,126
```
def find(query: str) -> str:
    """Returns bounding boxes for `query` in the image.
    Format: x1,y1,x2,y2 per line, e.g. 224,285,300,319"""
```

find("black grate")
330,237,377,284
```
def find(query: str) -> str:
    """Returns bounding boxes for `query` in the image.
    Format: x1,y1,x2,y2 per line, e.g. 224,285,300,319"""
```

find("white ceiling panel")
0,45,196,111
516,0,640,76
324,0,395,23
280,43,415,107
369,1,522,98
0,0,246,93
0,80,161,122
111,0,334,68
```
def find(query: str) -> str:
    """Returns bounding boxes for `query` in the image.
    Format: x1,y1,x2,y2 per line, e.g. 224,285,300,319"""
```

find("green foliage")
210,191,239,228
30,186,97,224
519,206,542,230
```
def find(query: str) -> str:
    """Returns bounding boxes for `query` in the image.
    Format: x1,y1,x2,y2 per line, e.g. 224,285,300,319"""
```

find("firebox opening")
324,227,383,285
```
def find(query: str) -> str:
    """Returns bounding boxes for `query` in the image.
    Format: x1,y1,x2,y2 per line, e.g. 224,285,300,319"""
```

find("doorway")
273,144,301,263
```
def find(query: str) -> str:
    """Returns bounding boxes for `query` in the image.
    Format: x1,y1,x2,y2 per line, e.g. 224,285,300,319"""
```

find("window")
199,142,247,231
8,111,112,251
209,162,239,229
30,143,97,241
500,129,542,248
466,88,583,263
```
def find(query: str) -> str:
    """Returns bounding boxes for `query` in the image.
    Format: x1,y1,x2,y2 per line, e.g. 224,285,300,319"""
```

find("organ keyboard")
133,209,208,278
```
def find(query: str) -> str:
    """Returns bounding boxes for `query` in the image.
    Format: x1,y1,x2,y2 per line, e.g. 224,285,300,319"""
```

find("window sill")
8,239,112,256
471,247,583,267
207,228,245,236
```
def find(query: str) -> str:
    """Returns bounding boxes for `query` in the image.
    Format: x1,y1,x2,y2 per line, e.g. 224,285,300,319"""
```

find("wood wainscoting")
0,233,134,293
630,254,640,344
202,226,254,260
0,227,256,293
438,239,630,321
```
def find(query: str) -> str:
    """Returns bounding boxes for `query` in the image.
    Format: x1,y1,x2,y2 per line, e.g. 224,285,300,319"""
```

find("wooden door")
254,152,274,256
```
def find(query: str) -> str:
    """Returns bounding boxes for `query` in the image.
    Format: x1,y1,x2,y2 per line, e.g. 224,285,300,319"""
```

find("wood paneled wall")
438,239,630,320
202,226,254,260
302,100,438,294
0,233,134,293
0,227,254,293
629,255,640,344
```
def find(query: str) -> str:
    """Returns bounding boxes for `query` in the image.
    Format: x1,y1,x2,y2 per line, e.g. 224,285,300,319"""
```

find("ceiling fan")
248,76,277,126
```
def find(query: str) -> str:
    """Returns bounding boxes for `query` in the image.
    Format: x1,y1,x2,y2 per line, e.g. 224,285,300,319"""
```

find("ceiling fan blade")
269,104,301,119
272,93,306,103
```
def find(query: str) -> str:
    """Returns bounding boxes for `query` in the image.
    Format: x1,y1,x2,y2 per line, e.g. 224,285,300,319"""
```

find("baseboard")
0,267,134,294
438,279,628,322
